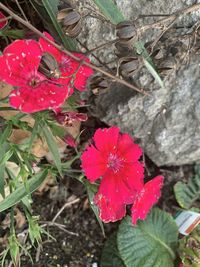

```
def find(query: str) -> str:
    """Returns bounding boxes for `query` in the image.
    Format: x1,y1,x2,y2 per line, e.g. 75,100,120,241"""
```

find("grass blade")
0,170,48,212
41,122,63,177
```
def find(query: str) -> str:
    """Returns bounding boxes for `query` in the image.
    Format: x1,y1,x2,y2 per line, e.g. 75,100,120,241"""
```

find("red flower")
39,32,94,91
131,175,164,224
0,11,7,30
0,39,72,113
81,127,144,222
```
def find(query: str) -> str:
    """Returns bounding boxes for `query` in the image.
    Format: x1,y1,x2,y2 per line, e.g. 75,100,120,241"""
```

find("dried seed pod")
90,75,110,95
119,57,139,77
39,52,61,79
116,20,136,47
57,7,82,37
115,41,134,57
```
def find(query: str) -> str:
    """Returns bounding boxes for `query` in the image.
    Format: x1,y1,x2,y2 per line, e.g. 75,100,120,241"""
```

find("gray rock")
91,54,200,166
76,0,200,166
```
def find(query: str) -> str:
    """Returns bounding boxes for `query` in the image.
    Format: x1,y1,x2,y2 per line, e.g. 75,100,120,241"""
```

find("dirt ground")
18,162,194,267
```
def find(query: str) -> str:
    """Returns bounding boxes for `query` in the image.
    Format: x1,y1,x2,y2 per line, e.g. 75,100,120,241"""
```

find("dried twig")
40,221,79,236
52,198,80,222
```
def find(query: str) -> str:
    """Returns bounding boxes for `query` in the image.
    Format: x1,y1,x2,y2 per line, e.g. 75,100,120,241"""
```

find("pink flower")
0,39,72,113
81,127,144,222
0,11,7,30
131,175,164,224
81,127,163,224
39,32,94,91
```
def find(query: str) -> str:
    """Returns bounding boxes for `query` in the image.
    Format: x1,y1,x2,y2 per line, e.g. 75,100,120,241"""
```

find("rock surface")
91,54,200,166
77,0,200,166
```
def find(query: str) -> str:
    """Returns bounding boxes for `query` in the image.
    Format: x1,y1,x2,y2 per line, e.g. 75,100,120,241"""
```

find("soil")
18,161,194,267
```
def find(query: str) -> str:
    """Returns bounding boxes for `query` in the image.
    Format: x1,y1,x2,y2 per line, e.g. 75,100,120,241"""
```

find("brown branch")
0,2,146,95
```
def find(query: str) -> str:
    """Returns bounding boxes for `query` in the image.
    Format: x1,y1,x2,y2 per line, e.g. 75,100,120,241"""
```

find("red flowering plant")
0,0,185,266
81,126,163,224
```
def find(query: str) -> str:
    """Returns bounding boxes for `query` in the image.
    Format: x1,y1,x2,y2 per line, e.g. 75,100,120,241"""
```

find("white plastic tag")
175,210,200,236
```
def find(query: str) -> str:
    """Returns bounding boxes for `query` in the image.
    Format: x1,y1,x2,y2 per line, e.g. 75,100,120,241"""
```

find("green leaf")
0,169,48,212
117,208,178,267
101,233,126,267
174,166,200,209
0,123,12,146
0,163,5,198
47,121,66,138
42,0,76,50
41,122,63,177
135,41,164,88
92,0,124,24
3,29,25,39
143,59,164,89
0,150,13,165
86,181,105,236
28,119,39,153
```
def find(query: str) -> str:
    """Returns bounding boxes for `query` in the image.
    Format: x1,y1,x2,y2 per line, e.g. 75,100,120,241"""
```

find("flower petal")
131,175,164,224
93,127,120,155
117,133,142,162
9,81,72,113
0,40,42,86
97,162,144,205
81,145,107,182
94,193,126,223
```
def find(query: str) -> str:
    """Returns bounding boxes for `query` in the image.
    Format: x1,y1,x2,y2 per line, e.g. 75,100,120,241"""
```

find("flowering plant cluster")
0,32,93,113
0,1,189,266
81,126,163,224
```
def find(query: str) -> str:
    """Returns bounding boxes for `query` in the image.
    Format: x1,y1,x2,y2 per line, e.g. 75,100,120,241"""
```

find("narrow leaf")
41,122,63,177
0,163,5,198
42,0,76,50
86,181,105,236
0,150,13,165
92,0,124,24
0,123,12,145
0,170,48,212
144,59,164,89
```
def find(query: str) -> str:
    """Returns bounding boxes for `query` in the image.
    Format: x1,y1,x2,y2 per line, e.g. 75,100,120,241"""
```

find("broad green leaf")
86,181,105,236
41,123,63,177
92,0,124,24
0,169,48,212
174,166,200,209
42,0,76,50
118,208,178,267
0,123,12,145
101,233,126,267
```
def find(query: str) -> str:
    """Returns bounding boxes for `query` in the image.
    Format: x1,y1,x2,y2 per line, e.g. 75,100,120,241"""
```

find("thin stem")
15,0,28,21
0,2,146,95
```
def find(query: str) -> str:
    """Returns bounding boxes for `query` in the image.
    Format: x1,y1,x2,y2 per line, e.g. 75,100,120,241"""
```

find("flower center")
107,153,124,173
